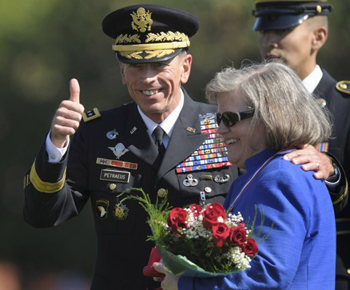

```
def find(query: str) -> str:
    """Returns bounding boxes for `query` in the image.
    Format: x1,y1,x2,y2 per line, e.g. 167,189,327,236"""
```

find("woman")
154,62,336,289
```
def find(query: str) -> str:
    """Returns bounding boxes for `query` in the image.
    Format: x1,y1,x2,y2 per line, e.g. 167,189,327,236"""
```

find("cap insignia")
131,7,153,33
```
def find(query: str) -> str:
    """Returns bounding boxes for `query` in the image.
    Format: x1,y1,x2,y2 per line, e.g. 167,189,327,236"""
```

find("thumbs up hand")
50,79,85,148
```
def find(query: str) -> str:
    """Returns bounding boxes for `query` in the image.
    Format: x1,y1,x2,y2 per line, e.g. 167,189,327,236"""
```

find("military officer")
252,0,350,288
23,3,341,290
23,5,238,289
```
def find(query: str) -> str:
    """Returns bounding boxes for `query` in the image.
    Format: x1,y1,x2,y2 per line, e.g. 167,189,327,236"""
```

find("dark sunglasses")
216,109,255,128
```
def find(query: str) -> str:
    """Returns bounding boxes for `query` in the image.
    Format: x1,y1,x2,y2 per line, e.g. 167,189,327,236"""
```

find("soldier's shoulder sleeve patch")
83,108,101,122
335,81,350,95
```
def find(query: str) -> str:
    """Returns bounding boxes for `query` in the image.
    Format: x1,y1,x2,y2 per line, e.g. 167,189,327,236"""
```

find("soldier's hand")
50,78,85,148
283,144,334,180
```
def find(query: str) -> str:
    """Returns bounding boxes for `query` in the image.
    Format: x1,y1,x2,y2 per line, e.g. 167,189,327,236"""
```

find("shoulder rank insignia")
336,81,350,95
83,108,101,122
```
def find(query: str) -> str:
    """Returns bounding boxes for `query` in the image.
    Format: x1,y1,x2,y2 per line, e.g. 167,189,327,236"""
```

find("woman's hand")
153,262,179,290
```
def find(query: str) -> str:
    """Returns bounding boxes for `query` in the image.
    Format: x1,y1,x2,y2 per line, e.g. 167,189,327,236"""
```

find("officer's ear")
180,53,192,85
311,26,328,51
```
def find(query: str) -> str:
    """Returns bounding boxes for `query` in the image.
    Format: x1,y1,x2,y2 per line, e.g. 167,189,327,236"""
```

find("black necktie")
153,126,166,164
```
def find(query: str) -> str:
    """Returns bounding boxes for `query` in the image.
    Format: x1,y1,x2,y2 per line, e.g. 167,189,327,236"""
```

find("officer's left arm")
283,144,348,213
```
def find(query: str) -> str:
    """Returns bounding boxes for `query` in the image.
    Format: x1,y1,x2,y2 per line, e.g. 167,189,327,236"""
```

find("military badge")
214,174,230,184
186,127,196,133
109,143,129,159
199,175,213,181
114,203,129,220
106,129,119,140
130,126,137,134
96,199,109,219
183,174,199,187
317,98,326,108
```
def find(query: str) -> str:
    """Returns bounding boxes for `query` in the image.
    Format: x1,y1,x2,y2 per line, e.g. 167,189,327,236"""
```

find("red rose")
189,204,203,218
167,208,188,234
202,202,226,229
243,238,258,257
212,223,230,247
228,225,247,246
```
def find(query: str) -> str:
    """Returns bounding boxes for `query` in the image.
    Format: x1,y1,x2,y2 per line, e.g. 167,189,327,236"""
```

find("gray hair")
206,62,332,149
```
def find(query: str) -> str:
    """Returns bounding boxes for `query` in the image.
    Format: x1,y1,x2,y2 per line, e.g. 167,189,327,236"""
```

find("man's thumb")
69,78,80,103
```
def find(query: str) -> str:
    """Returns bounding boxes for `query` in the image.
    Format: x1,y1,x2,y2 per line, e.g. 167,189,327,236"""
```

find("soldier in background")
252,0,350,288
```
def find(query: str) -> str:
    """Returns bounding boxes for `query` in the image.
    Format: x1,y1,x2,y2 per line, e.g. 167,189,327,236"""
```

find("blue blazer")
179,149,336,289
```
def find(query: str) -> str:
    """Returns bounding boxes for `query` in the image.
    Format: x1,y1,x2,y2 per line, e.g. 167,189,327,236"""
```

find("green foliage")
117,187,172,241
245,205,274,244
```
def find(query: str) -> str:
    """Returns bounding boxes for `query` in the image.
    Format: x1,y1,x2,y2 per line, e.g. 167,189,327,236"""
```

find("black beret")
252,0,333,31
102,4,199,64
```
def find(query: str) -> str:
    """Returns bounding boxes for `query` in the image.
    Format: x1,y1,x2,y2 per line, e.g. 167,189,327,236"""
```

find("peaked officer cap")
252,0,333,31
102,4,199,64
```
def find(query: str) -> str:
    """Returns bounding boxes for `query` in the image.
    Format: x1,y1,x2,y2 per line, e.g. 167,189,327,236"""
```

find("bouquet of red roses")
122,188,263,278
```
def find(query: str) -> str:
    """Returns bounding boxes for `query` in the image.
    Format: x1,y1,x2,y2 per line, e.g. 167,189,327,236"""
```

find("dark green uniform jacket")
24,90,238,289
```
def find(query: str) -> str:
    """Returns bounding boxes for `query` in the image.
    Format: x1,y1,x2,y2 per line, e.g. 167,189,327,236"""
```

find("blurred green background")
1,0,349,288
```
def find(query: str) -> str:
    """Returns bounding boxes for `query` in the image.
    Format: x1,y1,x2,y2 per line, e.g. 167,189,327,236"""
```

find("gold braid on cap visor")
112,31,190,60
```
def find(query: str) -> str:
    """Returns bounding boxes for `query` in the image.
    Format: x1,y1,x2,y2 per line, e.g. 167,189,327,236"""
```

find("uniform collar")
137,89,184,147
302,65,323,94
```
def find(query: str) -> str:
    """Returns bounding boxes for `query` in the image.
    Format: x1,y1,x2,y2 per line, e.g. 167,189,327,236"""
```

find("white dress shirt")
138,89,184,148
302,65,323,93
